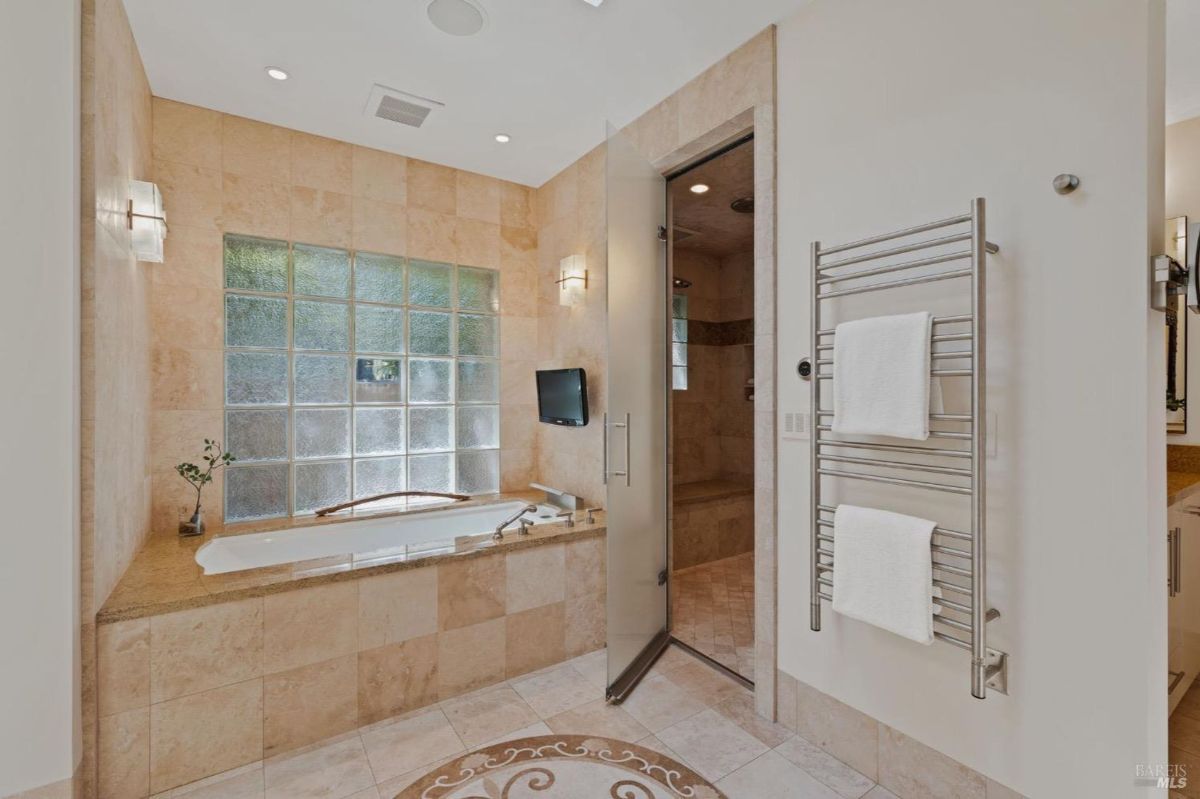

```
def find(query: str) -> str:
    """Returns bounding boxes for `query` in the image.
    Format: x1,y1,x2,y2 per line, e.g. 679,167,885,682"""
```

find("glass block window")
672,293,688,390
222,234,501,522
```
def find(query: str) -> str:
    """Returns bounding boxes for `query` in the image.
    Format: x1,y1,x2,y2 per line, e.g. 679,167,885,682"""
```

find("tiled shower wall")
148,101,540,531
715,249,755,482
671,249,754,486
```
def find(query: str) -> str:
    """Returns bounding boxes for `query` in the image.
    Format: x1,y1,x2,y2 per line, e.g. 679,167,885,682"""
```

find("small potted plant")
175,439,235,536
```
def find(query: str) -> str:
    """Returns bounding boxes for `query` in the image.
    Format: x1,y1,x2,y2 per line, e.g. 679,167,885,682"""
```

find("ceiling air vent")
364,84,445,129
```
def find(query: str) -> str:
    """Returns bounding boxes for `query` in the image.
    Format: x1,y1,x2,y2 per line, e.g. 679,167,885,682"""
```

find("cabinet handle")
1178,526,1185,595
1170,528,1179,597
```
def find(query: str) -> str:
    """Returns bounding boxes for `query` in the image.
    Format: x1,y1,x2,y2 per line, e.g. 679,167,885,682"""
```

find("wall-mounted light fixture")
127,180,167,263
557,254,588,305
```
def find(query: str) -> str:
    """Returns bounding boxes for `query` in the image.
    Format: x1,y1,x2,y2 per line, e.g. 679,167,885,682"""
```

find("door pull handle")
608,413,631,487
602,413,608,485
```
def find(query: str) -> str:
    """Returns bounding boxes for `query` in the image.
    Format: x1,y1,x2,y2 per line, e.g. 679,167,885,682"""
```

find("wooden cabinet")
1169,502,1200,714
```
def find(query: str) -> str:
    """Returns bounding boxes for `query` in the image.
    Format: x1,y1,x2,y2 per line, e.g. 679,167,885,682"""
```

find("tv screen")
536,368,589,426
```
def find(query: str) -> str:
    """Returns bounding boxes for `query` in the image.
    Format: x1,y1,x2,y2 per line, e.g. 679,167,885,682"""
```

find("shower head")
673,276,693,289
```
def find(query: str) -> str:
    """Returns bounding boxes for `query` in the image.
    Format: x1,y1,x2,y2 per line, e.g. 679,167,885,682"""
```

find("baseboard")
775,668,1025,799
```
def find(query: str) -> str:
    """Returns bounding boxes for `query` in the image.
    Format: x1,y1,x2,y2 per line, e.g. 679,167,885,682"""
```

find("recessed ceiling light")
581,0,605,6
265,67,289,81
427,0,486,36
494,133,511,143
690,183,710,194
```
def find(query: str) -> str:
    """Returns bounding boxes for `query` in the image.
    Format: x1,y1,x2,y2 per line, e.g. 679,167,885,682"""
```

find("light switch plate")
782,411,810,441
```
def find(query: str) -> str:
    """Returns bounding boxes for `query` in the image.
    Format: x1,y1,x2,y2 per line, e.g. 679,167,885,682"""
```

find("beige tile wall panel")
148,99,540,530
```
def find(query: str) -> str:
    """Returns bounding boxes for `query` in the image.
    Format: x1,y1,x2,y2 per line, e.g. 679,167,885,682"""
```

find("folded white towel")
929,377,944,416
832,504,936,644
832,311,933,440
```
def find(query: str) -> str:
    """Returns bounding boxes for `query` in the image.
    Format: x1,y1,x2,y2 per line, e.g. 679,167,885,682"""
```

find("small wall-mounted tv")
536,368,589,426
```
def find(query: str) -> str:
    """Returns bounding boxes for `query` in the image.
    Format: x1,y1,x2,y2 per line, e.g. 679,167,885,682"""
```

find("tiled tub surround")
671,479,754,571
94,498,606,797
149,98,541,533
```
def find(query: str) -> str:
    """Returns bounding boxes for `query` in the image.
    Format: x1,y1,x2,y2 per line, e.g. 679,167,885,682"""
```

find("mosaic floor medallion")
397,734,726,799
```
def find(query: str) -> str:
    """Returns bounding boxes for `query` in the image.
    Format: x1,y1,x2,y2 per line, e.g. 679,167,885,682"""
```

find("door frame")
650,104,779,720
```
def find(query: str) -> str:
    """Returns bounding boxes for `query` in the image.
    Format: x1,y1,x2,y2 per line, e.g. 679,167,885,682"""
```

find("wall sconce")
557,254,587,306
127,180,167,263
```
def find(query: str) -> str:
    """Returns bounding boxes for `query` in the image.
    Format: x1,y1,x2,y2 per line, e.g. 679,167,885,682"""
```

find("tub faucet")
493,504,537,541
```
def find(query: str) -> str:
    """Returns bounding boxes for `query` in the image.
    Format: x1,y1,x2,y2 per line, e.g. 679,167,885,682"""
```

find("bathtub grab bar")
808,198,1008,699
313,491,470,517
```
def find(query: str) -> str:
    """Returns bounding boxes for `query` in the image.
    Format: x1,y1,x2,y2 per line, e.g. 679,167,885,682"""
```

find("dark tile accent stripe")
688,318,754,346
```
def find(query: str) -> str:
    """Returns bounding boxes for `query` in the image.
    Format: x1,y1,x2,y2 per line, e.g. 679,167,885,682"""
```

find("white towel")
832,504,936,644
832,311,933,440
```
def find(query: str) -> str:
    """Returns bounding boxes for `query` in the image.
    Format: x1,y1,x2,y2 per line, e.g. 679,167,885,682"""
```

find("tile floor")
672,552,755,680
1170,680,1200,798
149,645,897,799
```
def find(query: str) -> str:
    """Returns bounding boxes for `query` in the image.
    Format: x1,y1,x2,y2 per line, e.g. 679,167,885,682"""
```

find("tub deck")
98,491,605,624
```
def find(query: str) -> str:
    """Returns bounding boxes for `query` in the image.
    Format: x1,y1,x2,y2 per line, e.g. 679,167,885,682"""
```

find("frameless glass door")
605,124,669,700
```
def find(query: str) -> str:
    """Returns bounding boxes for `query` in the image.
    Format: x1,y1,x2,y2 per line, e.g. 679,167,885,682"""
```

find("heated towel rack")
808,198,1007,699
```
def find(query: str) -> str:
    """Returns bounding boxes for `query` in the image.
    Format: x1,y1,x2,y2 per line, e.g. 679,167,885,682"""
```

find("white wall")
0,0,81,794
776,1,1165,796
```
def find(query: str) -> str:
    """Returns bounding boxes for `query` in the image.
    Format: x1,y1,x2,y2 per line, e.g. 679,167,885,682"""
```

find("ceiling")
1169,0,1200,124
670,140,754,258
122,0,808,187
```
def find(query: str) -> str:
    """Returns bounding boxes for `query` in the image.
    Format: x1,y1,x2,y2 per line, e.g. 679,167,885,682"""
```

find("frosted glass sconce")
127,180,167,263
557,254,588,305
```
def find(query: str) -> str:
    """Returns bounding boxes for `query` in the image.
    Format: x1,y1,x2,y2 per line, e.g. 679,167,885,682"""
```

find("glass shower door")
605,124,669,700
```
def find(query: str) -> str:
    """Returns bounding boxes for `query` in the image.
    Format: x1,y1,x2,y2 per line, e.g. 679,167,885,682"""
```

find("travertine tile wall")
673,250,722,485
773,670,1026,799
533,28,775,507
716,249,754,481
670,248,754,486
96,536,606,797
672,494,754,570
148,100,540,530
82,0,154,631
80,0,155,796
531,146,608,506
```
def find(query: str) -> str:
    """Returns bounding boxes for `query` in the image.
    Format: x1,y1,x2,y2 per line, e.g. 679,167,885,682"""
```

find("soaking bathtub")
196,499,553,575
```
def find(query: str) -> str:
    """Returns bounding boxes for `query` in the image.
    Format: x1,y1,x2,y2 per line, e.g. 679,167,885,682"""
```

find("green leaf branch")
176,439,236,517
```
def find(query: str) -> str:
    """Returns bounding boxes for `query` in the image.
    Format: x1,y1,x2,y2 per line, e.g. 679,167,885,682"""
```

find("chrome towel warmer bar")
808,198,1007,699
